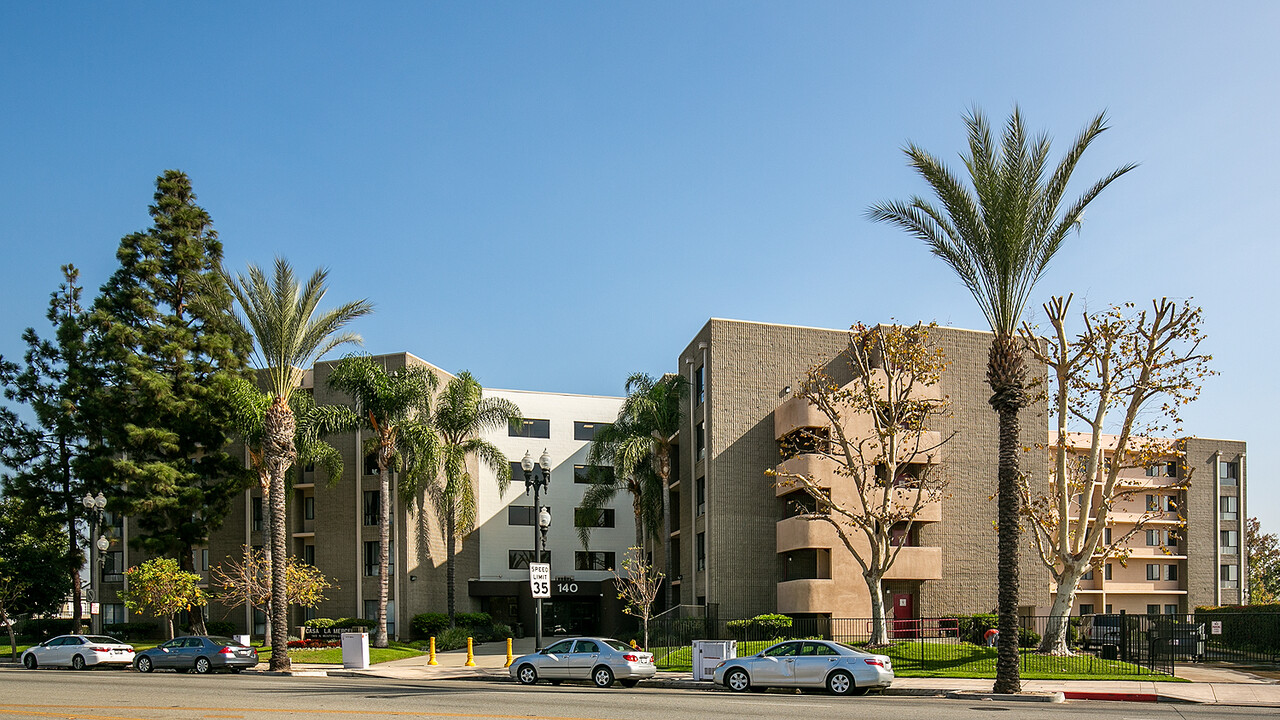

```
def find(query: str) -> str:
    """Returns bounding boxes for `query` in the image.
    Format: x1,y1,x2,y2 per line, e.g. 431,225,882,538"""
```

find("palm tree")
218,375,356,644
868,108,1134,693
581,373,687,578
327,355,442,647
220,258,372,670
429,371,521,625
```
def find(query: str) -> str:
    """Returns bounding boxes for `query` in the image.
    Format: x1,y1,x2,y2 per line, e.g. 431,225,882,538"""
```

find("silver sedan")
712,639,893,696
21,635,135,670
510,637,656,688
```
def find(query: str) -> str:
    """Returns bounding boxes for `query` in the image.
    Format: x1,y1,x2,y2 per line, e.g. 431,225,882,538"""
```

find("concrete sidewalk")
273,639,1280,707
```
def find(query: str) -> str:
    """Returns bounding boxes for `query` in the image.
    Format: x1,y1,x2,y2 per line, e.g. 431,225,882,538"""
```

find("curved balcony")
777,516,837,553
775,395,830,440
777,578,838,615
773,454,839,496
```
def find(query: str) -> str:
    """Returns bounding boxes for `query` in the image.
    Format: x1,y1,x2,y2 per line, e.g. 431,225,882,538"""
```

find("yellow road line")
0,705,611,720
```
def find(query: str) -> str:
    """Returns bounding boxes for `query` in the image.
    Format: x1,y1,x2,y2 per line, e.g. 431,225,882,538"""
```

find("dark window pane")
573,464,614,484
574,422,609,441
575,551,615,571
509,419,550,438
574,508,615,528
508,506,536,526
508,549,551,570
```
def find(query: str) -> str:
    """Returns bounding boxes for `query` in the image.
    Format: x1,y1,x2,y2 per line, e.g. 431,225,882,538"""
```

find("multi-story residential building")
1056,433,1249,616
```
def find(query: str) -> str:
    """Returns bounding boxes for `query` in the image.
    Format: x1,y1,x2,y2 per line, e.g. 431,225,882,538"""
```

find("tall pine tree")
82,171,252,632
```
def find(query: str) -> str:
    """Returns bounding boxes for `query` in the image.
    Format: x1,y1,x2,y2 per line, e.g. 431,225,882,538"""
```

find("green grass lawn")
650,639,1186,682
254,640,427,665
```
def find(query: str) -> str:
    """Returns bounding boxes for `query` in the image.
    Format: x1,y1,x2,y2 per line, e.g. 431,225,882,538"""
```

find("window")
1165,564,1179,581
1221,530,1239,554
363,491,381,526
103,603,126,625
574,507,615,528
1146,495,1158,512
696,532,706,571
1082,568,1094,581
303,496,315,521
696,476,705,517
1105,563,1113,580
573,464,614,484
1221,564,1239,588
363,541,394,576
1146,564,1160,581
303,544,315,566
1104,527,1112,545
1220,495,1238,521
574,640,600,653
573,422,608,441
253,608,266,636
193,548,208,572
1163,495,1177,512
252,498,263,532
1220,460,1239,486
508,550,551,570
103,551,124,581
1165,604,1179,615
544,639,573,654
509,418,550,438
694,365,704,405
1105,604,1113,614
575,551,615,570
785,489,830,518
696,423,706,461
1146,529,1160,546
365,453,379,476
1147,604,1161,616
783,549,831,580
1079,604,1094,616
1147,462,1177,477
363,600,395,636
508,505,536,526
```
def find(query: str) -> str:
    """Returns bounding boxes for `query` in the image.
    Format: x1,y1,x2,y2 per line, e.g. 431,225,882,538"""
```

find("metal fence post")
1119,610,1128,663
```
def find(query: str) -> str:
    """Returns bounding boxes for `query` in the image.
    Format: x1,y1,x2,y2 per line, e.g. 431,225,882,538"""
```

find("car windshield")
603,639,632,652
85,636,124,644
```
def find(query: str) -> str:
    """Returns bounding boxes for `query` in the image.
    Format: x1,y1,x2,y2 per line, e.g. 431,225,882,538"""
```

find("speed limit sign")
529,562,551,599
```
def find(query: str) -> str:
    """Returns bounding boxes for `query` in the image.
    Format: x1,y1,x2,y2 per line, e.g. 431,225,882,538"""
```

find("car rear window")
603,639,632,652
206,636,237,646
85,636,123,644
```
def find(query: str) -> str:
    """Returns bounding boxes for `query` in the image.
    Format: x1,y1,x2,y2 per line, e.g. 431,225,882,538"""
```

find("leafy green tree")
0,497,72,659
82,171,256,635
219,258,372,670
0,266,94,631
582,373,687,586
428,371,521,626
119,557,206,639
869,108,1134,692
1247,517,1279,605
327,355,444,646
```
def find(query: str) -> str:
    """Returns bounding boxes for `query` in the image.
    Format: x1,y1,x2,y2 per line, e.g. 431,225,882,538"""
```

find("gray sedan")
712,639,893,696
133,636,258,674
510,637,656,688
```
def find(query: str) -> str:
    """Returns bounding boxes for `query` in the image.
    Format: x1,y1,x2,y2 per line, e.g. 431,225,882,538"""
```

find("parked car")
133,636,258,674
21,634,135,670
1081,614,1124,651
712,639,893,696
509,637,655,688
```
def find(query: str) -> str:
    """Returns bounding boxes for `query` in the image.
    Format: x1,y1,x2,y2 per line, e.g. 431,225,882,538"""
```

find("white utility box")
233,635,251,647
692,639,737,681
341,632,370,669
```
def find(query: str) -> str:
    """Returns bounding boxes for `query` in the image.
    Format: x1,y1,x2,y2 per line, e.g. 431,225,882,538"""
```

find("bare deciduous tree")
612,547,663,649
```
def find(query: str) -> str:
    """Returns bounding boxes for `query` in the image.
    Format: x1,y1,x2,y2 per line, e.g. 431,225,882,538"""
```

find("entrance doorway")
891,593,917,638
543,599,600,637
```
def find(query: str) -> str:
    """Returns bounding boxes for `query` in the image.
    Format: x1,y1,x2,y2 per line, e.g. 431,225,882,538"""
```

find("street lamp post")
81,492,109,635
521,449,552,651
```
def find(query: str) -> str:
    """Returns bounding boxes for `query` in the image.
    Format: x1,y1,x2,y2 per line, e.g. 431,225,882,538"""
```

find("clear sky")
2,3,1276,532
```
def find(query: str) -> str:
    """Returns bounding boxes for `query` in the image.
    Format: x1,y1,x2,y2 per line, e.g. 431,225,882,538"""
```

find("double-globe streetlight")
81,492,110,634
520,449,552,651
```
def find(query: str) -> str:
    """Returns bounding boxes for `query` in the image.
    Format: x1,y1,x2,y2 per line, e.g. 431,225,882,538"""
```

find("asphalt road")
0,668,1274,720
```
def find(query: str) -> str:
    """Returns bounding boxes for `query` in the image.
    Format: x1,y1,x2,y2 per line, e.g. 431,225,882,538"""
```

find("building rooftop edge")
705,316,995,336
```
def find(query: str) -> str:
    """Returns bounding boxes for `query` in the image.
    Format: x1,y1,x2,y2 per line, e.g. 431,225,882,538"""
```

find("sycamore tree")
768,323,952,645
611,547,663,649
120,558,207,640
211,545,335,634
1020,296,1211,654
1247,517,1279,605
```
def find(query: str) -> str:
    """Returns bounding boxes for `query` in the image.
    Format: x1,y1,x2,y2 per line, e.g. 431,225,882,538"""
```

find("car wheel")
591,665,614,688
827,670,856,696
620,679,639,688
136,656,153,673
71,654,86,671
516,664,538,685
22,654,37,670
725,668,751,693
194,657,212,674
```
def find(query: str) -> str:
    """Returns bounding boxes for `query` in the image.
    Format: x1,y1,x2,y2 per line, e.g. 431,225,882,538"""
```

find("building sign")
1211,621,1222,635
552,579,602,597
529,563,551,599
90,602,100,615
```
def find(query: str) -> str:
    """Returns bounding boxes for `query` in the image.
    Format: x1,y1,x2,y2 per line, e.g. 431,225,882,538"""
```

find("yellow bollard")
465,637,476,667
504,637,514,667
428,637,438,666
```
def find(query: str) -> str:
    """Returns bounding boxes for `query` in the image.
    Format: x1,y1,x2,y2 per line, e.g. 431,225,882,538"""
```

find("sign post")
530,562,550,651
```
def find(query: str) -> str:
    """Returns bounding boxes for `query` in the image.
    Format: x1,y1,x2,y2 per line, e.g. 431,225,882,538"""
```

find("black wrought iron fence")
646,613,1191,677
1193,612,1280,666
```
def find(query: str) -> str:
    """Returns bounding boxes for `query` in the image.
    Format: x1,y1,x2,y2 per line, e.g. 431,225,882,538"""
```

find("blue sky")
2,3,1277,531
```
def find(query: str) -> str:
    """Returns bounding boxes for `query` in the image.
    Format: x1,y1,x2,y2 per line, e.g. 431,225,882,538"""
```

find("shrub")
1019,627,1041,647
491,623,513,640
103,621,161,640
411,613,450,639
333,617,376,629
454,612,493,629
287,638,340,649
16,618,76,639
435,626,471,651
304,618,337,629
726,613,794,641
205,620,236,637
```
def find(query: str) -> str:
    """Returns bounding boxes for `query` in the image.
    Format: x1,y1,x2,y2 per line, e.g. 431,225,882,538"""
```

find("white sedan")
713,639,893,696
22,634,135,670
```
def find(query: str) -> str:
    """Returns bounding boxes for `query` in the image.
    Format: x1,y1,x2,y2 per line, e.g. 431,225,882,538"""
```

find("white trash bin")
233,634,251,647
341,632,370,669
691,640,737,681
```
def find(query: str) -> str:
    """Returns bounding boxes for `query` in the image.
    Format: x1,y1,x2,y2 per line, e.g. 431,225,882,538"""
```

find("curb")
1061,691,1162,703
946,690,1064,703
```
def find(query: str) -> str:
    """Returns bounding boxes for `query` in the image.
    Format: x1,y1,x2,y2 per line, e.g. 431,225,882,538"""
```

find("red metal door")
892,593,917,638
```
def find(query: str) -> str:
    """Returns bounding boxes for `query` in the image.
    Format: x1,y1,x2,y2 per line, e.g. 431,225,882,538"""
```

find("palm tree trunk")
988,334,1026,694
633,490,644,549
265,396,295,672
446,506,456,626
375,458,390,648
261,483,273,647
